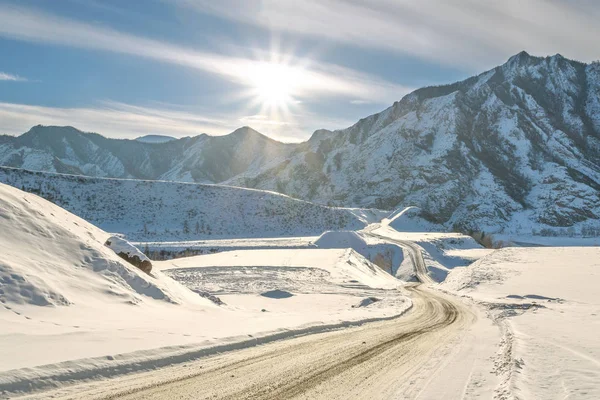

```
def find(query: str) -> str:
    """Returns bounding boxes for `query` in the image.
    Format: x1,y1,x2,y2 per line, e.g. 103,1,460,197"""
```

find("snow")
315,230,406,276
492,233,600,247
442,247,600,399
0,167,383,241
158,248,401,290
314,230,368,250
134,236,317,255
383,206,442,232
372,224,491,282
0,185,409,396
104,235,151,265
0,183,196,308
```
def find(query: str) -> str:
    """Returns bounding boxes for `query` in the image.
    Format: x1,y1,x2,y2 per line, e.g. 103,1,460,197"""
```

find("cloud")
239,114,290,126
0,72,27,81
173,0,600,70
0,101,236,139
0,4,408,103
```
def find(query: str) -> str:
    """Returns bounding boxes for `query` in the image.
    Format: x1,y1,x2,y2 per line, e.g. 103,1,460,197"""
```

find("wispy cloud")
0,72,27,81
239,114,290,126
0,4,409,103
173,0,600,69
0,101,236,139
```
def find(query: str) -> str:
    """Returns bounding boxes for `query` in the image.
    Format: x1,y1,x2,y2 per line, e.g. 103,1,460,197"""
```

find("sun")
247,61,302,114
232,51,312,134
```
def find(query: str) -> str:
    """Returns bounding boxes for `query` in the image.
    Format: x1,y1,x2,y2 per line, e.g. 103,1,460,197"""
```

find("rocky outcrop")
104,236,152,274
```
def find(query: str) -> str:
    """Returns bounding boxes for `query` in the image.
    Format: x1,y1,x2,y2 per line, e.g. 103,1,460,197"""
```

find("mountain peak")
229,126,273,141
21,125,86,141
505,50,535,66
25,125,82,135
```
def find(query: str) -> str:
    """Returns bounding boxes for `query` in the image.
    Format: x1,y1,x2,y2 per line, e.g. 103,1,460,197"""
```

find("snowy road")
49,286,472,400
17,229,494,400
364,228,434,284
38,237,482,400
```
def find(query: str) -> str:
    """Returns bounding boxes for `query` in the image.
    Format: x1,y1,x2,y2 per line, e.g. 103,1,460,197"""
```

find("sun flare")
249,62,299,109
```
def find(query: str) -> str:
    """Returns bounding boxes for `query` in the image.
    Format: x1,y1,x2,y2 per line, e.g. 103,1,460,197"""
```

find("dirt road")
42,285,470,400
29,231,483,400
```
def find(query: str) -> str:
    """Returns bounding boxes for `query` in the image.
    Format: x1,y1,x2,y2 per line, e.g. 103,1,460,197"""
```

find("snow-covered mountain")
0,125,291,183
1,52,599,234
0,167,384,241
231,52,600,234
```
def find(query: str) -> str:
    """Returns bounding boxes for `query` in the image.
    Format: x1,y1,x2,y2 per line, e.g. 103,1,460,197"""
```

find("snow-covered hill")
0,167,384,241
232,53,600,235
0,182,206,308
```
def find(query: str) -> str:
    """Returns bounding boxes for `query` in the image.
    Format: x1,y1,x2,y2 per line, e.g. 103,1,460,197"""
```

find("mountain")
135,134,177,143
230,52,600,234
0,166,385,241
0,125,291,183
1,52,599,234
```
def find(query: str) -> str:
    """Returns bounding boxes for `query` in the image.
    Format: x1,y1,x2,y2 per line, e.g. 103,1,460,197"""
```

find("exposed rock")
104,236,152,274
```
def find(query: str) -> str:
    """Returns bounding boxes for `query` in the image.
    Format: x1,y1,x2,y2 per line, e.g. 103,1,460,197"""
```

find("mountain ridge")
1,52,599,234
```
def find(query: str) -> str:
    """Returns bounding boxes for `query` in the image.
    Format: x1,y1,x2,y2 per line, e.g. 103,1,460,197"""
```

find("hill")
0,167,385,241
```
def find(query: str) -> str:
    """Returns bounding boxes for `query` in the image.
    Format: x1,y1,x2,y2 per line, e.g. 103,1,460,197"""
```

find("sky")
1,0,599,142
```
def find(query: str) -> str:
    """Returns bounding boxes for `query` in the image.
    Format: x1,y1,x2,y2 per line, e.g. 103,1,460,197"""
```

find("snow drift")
0,182,206,307
314,231,405,276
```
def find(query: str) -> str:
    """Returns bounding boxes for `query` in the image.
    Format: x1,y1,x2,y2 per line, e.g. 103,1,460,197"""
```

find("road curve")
40,229,472,400
59,286,473,400
364,230,434,284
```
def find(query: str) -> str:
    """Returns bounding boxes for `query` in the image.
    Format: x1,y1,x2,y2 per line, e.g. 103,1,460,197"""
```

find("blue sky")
1,0,599,141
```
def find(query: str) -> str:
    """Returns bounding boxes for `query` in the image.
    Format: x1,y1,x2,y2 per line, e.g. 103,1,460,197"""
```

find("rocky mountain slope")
232,52,600,234
1,52,599,234
0,167,384,241
0,125,292,183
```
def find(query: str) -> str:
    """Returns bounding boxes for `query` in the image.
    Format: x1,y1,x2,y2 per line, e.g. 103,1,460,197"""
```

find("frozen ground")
4,181,597,399
159,248,401,292
0,183,410,397
443,247,600,399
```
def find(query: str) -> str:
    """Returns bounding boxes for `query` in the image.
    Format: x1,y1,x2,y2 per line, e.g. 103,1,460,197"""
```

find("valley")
1,50,599,400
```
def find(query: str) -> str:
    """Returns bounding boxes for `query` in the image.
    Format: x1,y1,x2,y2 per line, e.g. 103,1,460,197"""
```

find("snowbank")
442,247,600,399
0,183,201,308
315,231,369,252
314,231,405,276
